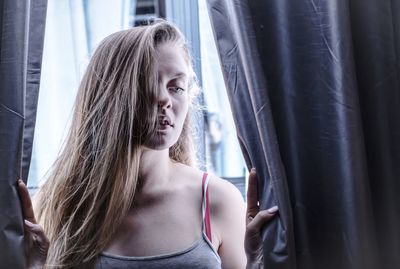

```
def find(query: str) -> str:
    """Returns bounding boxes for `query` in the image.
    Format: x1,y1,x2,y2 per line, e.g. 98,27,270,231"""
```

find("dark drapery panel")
0,0,47,267
207,0,399,269
205,1,297,268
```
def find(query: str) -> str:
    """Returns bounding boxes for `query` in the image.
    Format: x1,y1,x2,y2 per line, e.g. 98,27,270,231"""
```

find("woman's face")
146,43,190,150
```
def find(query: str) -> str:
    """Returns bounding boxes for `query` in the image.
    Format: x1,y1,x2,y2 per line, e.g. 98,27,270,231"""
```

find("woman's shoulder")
171,162,244,209
173,163,244,203
206,173,246,252
171,162,203,182
207,174,245,213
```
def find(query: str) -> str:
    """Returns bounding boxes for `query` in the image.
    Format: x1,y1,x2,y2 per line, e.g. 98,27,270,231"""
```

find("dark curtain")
0,0,47,267
206,0,399,269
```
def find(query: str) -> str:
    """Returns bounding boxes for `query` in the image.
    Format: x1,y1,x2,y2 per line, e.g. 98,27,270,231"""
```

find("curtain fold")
0,0,47,267
206,1,296,268
206,0,400,268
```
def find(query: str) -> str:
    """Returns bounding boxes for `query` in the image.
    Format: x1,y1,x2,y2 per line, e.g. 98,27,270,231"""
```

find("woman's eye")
168,87,185,94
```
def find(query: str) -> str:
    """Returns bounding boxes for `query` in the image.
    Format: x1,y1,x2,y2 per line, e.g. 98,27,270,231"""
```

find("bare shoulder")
207,174,245,213
171,162,204,184
207,175,245,241
171,163,245,209
207,174,247,267
169,162,206,196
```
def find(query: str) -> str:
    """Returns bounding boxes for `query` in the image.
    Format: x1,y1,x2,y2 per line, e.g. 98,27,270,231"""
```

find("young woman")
18,20,278,269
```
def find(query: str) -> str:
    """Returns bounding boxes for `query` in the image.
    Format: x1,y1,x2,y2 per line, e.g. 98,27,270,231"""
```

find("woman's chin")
143,135,178,151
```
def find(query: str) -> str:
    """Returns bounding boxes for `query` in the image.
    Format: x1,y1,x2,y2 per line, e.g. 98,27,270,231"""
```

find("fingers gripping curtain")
0,0,47,267
207,0,400,269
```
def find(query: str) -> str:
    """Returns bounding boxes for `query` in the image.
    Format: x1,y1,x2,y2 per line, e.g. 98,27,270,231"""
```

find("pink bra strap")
202,172,212,242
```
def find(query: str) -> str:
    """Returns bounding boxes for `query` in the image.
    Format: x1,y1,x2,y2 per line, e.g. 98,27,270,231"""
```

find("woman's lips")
159,119,170,126
158,116,174,128
157,118,173,133
158,123,171,130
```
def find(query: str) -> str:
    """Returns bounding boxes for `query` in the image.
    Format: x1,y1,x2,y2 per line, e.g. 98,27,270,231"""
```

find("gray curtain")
205,1,296,268
207,0,400,268
0,0,47,267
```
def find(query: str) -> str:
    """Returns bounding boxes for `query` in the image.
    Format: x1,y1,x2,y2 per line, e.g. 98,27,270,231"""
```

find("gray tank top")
96,173,222,269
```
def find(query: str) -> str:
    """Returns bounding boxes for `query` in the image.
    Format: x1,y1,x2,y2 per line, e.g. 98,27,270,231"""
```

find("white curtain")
29,0,131,187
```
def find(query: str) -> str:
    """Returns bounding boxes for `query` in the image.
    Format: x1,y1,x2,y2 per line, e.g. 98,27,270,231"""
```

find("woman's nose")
158,87,171,109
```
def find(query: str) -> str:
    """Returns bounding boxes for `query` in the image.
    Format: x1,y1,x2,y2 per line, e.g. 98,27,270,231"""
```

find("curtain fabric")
0,0,47,267
206,0,400,269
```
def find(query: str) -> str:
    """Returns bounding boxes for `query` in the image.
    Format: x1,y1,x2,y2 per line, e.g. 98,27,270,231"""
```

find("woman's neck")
137,148,172,193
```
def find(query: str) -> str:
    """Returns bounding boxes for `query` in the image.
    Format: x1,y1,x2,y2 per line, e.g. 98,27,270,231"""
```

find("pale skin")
18,43,278,269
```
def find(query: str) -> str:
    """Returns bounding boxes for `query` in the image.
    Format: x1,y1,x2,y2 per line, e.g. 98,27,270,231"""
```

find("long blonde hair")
35,21,197,268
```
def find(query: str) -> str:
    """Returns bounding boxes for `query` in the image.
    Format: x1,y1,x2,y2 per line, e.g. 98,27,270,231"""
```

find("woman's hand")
17,180,49,269
245,169,278,269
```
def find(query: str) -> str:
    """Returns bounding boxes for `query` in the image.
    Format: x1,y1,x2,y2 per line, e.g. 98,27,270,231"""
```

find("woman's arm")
210,169,277,269
210,176,247,268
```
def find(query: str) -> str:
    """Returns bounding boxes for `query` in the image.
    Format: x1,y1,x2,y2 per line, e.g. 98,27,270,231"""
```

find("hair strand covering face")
34,20,199,269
